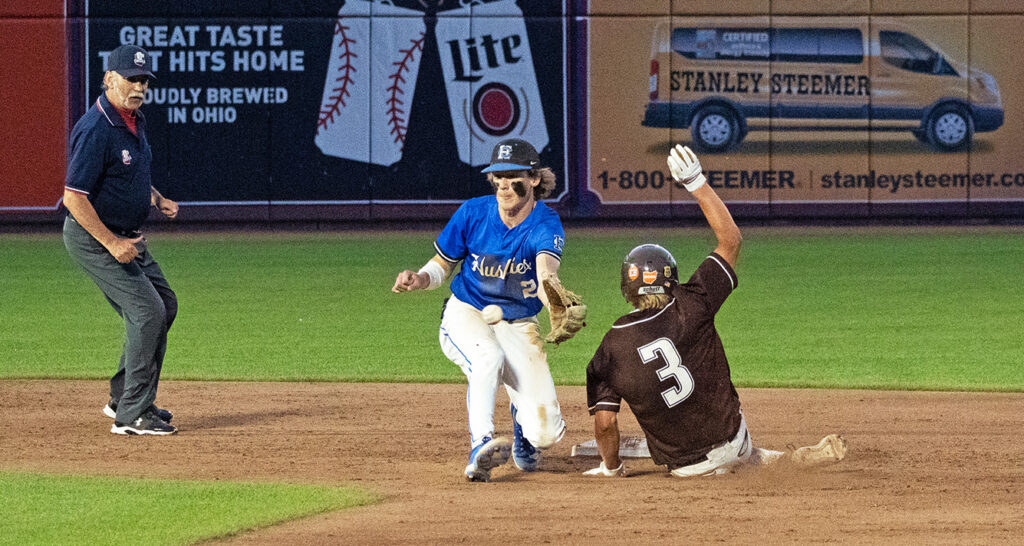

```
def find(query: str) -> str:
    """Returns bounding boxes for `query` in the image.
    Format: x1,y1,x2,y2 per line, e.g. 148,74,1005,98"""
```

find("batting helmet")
621,244,678,302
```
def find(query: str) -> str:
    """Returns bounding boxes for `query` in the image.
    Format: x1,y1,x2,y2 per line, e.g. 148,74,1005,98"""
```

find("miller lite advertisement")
435,0,548,167
73,0,568,212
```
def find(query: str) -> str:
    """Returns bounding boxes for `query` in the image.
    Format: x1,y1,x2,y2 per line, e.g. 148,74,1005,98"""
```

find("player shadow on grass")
186,410,299,431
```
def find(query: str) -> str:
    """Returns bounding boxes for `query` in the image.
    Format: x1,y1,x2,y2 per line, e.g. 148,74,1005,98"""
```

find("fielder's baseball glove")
542,275,587,344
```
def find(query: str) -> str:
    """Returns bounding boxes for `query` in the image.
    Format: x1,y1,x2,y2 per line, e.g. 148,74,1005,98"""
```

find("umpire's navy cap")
107,44,156,79
482,138,540,173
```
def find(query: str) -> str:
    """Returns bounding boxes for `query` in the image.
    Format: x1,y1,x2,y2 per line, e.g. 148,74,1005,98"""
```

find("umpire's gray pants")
63,215,177,423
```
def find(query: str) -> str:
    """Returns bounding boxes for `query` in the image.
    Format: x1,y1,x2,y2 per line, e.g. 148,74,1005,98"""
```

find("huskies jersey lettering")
586,253,741,467
435,196,563,320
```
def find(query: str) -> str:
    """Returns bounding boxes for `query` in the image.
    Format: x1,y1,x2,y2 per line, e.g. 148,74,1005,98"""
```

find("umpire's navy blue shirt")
65,93,153,233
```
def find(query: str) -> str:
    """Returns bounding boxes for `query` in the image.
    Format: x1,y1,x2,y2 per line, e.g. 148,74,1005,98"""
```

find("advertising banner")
586,12,1023,214
76,0,567,211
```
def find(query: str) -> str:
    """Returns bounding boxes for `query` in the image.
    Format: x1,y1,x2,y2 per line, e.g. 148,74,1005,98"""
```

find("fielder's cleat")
104,399,172,423
790,434,847,465
111,411,177,436
510,404,539,471
464,436,511,482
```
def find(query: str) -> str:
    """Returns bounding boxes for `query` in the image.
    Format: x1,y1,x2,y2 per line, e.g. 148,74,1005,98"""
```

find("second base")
570,436,650,458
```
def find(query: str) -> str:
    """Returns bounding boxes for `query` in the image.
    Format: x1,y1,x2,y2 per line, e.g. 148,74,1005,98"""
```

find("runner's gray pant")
63,216,177,423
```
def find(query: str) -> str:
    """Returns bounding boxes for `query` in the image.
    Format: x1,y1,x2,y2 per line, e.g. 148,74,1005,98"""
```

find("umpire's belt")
67,215,141,238
106,224,142,238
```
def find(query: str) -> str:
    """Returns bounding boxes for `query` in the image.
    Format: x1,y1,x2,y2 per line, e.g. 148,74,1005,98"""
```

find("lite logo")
436,0,548,165
447,34,523,82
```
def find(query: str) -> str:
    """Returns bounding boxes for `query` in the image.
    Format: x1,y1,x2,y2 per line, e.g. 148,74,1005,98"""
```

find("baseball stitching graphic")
317,19,358,134
385,32,426,148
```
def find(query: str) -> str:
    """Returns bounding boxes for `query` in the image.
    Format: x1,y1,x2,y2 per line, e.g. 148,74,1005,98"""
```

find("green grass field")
0,471,378,545
1,226,1021,391
1,225,1021,544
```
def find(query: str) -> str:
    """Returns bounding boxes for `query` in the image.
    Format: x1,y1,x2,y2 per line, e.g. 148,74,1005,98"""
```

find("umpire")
63,44,179,435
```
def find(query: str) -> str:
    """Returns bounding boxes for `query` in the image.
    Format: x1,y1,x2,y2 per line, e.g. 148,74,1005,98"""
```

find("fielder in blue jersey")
393,138,587,482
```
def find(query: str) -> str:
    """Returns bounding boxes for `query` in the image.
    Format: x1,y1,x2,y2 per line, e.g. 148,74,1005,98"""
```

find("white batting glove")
583,461,626,477
667,144,706,192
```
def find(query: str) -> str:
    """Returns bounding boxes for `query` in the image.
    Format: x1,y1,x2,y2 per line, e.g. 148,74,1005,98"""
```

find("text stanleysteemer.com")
819,170,1024,192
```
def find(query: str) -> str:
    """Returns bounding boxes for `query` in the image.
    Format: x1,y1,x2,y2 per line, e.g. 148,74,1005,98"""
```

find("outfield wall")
2,0,1022,223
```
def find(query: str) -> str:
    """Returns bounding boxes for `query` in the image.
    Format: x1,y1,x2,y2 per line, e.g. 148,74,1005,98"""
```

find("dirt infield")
1,380,1022,544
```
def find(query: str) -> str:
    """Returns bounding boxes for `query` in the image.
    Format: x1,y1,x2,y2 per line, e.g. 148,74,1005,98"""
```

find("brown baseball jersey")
587,252,741,467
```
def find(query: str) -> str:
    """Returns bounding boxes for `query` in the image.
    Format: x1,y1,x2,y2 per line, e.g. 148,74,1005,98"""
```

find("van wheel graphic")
691,104,740,153
925,104,973,152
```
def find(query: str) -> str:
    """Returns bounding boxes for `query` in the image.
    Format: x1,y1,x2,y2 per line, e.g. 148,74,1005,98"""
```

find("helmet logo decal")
664,266,673,278
642,271,658,284
628,265,639,281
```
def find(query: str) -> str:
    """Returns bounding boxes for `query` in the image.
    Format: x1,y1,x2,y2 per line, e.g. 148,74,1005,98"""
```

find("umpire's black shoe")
111,411,177,436
104,399,173,423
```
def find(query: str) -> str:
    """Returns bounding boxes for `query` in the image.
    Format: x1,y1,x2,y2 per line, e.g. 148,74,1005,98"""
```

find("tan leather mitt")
542,276,587,344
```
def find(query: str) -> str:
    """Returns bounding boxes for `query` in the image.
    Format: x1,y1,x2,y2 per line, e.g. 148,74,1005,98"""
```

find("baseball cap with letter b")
107,44,156,80
482,138,539,173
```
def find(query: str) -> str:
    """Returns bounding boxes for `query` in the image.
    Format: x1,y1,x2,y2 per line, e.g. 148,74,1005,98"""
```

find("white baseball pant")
439,295,565,449
670,413,783,477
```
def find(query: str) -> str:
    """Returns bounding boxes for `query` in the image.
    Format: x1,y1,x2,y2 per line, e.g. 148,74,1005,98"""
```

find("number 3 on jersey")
638,338,694,408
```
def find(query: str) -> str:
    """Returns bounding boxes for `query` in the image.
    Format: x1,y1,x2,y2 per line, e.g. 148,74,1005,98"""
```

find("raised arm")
392,255,455,293
667,145,742,269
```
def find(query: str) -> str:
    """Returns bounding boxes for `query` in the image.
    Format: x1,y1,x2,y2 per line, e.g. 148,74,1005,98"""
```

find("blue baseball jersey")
435,196,565,320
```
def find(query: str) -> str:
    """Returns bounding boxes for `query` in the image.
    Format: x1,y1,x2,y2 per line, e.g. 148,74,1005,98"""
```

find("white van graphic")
642,20,1003,152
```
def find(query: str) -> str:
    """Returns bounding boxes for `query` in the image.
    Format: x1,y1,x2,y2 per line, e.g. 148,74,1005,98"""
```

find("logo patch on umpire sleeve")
121,150,132,165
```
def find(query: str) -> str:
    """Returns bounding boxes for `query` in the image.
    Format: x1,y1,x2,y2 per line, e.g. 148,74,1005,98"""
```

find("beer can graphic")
436,0,548,166
316,0,426,166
